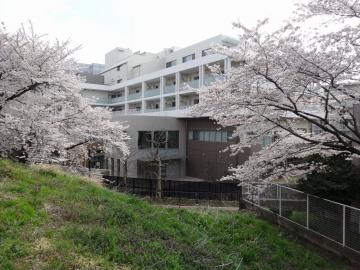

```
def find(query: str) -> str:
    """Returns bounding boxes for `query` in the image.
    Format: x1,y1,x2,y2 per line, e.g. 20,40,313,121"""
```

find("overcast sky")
0,0,300,63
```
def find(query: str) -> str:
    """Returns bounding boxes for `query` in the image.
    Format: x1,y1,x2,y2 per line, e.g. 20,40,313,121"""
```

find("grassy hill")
0,159,350,269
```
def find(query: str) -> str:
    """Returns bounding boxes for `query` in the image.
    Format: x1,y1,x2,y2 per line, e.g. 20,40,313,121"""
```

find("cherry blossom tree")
0,23,129,164
194,0,360,183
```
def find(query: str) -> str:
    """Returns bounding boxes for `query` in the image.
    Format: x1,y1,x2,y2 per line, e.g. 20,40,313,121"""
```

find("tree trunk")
123,160,128,191
156,158,162,200
87,149,91,171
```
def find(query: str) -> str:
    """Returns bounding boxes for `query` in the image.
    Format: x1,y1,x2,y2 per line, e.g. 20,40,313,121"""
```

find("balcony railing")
144,89,160,98
164,84,176,94
109,96,125,104
180,79,199,91
203,75,224,86
112,110,126,116
164,106,176,111
128,108,142,114
203,75,216,86
89,98,109,104
179,104,192,110
144,108,160,113
127,92,142,101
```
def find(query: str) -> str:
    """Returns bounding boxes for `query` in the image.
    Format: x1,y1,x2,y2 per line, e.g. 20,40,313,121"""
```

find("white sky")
0,0,300,63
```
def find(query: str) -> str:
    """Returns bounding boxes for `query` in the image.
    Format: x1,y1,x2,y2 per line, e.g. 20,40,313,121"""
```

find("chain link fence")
242,183,360,254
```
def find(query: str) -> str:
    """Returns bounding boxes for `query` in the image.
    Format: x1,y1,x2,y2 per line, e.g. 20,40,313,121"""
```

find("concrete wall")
111,115,187,179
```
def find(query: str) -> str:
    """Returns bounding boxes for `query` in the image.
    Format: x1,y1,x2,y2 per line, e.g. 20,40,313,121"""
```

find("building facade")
79,35,280,180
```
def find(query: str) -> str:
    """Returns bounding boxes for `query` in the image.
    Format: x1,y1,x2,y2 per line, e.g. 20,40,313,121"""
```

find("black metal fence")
103,176,241,201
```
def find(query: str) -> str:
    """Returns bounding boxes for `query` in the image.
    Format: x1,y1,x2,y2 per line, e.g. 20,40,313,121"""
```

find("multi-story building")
80,35,299,181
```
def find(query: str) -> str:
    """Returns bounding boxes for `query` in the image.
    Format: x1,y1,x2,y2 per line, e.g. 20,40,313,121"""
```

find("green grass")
0,159,350,270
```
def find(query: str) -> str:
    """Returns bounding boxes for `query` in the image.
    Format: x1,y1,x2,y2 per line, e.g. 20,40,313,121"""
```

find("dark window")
117,79,122,83
166,60,176,68
153,131,166,148
138,131,152,149
189,129,233,143
182,54,195,63
202,48,211,57
168,131,179,148
221,131,228,142
227,131,233,141
193,130,199,141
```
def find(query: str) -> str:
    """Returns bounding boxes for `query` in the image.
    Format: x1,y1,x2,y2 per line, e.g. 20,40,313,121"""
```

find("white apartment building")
81,35,237,117
80,35,240,180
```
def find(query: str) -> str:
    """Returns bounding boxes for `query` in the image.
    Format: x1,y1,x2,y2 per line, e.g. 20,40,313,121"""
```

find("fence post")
343,205,346,246
279,185,282,216
306,194,309,229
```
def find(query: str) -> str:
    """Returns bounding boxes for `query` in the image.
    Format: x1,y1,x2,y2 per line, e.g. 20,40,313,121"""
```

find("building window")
166,60,176,68
117,79,122,84
202,48,212,57
167,131,179,148
221,131,228,142
138,131,179,149
188,129,233,143
188,131,193,140
138,131,152,149
182,54,195,63
153,131,166,149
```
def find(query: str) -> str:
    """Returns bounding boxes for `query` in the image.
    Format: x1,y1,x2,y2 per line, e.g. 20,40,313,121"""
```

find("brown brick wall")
185,117,252,181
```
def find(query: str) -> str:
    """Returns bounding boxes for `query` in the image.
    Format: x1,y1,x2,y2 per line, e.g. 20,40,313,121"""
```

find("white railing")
128,108,142,114
179,79,199,91
90,98,109,104
164,84,176,94
242,183,360,253
112,110,126,116
128,92,142,101
144,89,160,98
144,108,160,113
164,106,176,111
109,96,125,104
203,75,216,86
179,104,191,110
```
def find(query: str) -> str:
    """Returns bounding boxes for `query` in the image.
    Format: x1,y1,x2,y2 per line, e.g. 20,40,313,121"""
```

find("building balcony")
128,92,142,101
164,84,176,94
179,104,192,110
128,108,142,114
89,98,109,104
144,89,160,98
180,79,199,91
112,110,126,116
109,96,125,104
164,106,176,111
203,75,224,86
203,75,216,86
144,108,160,113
